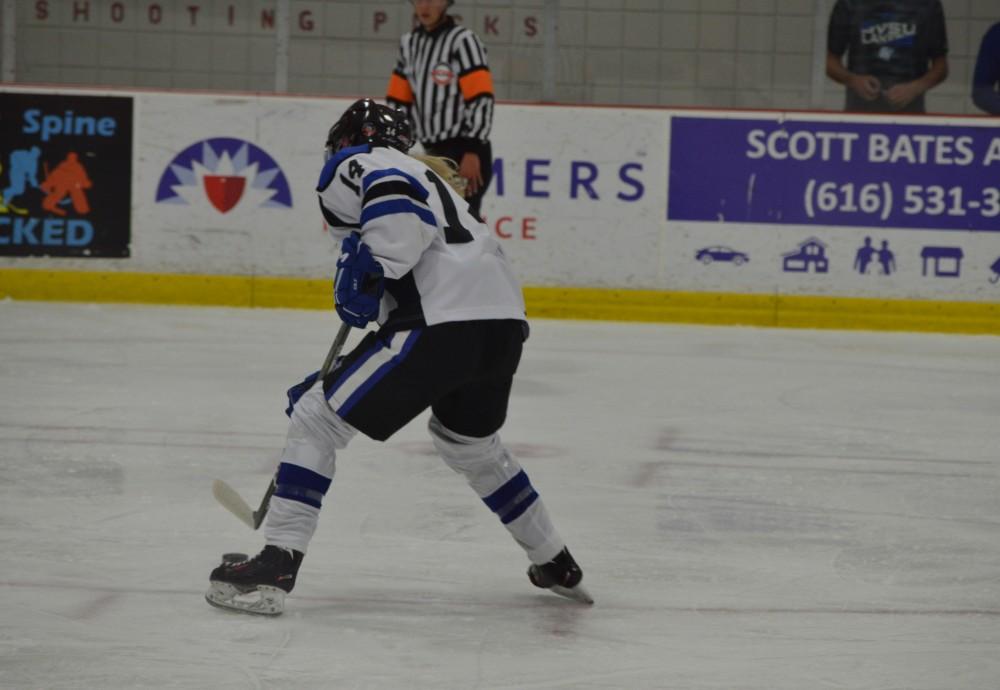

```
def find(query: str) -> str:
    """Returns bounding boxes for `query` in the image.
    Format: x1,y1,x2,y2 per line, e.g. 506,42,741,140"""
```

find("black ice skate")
205,545,303,616
527,547,593,604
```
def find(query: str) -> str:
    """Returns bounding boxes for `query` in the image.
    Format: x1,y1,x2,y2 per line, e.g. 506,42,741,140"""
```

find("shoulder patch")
316,144,372,192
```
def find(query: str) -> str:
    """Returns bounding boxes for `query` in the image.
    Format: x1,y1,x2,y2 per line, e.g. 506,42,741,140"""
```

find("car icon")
695,246,749,265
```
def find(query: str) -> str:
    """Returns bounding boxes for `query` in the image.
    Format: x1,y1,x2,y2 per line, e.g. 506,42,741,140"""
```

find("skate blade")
549,583,594,605
205,582,286,616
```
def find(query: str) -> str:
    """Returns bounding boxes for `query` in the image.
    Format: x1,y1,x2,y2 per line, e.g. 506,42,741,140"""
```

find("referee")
387,0,494,219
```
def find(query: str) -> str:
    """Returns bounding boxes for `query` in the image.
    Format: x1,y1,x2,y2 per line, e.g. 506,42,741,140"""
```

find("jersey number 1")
425,170,473,244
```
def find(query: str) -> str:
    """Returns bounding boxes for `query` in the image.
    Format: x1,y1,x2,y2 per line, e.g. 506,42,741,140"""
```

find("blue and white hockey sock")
482,468,565,565
264,463,331,553
265,382,355,553
429,415,564,565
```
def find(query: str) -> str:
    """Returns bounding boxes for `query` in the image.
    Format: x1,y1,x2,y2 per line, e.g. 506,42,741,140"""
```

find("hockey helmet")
325,98,414,158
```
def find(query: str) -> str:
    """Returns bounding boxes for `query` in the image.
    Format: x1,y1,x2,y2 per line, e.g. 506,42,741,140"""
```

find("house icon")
782,237,829,273
920,246,963,277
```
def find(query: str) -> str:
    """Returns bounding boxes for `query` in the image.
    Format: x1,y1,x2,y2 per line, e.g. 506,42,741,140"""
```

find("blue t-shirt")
972,22,1000,115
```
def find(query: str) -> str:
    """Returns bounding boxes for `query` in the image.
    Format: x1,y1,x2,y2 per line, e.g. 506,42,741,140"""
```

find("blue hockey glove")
334,232,384,328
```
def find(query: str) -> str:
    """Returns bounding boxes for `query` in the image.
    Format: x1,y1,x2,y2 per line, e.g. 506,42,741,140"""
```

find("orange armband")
459,68,494,101
387,73,414,104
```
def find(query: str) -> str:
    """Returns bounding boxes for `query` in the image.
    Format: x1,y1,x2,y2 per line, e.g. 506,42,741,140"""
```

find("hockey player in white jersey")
206,98,591,615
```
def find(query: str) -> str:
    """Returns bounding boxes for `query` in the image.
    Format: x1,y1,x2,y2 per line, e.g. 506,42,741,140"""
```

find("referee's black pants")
423,138,493,221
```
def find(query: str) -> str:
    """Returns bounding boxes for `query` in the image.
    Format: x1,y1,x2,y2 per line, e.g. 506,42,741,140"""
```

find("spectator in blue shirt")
972,22,1000,114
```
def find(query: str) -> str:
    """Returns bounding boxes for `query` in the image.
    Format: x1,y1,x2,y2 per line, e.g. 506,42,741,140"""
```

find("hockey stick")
318,321,352,384
212,478,263,529
213,322,352,529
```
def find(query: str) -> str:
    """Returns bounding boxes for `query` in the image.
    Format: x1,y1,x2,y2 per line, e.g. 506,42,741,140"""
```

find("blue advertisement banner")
668,116,1000,232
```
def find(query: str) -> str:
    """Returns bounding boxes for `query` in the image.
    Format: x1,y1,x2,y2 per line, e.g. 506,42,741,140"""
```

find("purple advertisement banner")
668,116,1000,232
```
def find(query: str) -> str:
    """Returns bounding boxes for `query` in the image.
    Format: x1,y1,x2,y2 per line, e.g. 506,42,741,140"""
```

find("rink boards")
0,86,997,334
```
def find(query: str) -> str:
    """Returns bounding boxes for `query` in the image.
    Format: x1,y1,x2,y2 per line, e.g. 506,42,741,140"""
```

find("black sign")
0,92,133,257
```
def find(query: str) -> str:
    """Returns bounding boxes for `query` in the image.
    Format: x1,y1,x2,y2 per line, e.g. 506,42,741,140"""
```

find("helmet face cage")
325,99,414,160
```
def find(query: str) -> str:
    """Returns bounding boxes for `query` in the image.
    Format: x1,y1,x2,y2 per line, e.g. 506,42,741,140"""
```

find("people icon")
877,240,895,275
854,236,875,273
40,152,92,217
0,146,42,215
855,237,895,275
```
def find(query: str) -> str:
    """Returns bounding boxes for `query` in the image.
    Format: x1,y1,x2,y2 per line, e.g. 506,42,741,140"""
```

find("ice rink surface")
1,300,998,690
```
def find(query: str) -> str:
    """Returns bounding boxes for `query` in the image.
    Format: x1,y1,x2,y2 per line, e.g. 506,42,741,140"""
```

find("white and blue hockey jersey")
316,144,526,331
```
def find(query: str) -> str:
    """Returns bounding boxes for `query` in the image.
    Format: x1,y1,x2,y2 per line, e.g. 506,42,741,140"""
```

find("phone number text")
803,180,1000,222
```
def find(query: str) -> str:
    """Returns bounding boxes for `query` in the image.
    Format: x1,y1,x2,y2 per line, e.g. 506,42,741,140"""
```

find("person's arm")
454,30,494,196
354,161,437,280
885,0,949,110
972,23,1000,115
826,52,881,101
317,149,364,245
825,1,880,102
386,41,415,120
885,55,948,110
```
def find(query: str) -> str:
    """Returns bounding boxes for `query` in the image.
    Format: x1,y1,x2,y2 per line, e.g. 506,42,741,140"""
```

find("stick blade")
212,479,256,529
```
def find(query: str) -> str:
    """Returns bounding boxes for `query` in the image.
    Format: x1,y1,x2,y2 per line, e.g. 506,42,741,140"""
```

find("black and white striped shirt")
387,17,494,144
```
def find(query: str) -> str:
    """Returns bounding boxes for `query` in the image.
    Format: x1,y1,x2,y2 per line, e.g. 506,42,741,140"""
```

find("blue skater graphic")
0,146,42,215
990,257,1000,284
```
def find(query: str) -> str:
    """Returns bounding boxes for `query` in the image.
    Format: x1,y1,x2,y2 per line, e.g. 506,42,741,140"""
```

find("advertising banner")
135,94,338,277
669,116,1000,232
0,92,133,257
482,104,667,288
666,114,1000,300
1,85,997,307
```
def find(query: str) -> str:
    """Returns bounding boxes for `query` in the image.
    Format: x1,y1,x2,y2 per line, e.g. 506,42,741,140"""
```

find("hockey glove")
334,231,384,328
